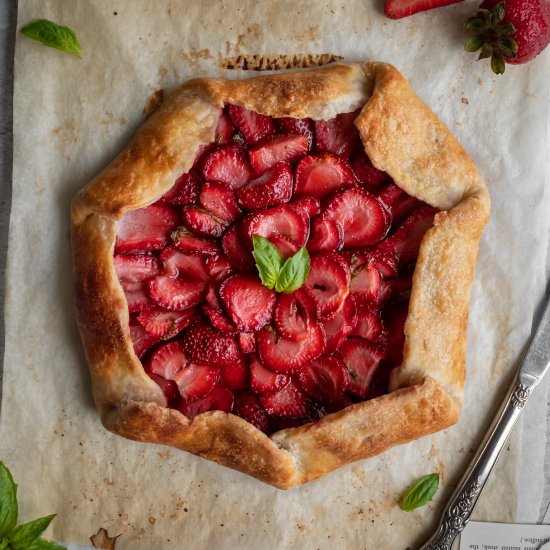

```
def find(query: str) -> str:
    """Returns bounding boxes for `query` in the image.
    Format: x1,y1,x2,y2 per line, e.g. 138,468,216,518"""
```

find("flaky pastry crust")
71,62,489,489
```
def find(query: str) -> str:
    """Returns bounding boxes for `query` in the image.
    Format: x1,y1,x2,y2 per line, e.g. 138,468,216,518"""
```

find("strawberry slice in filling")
112,105,438,434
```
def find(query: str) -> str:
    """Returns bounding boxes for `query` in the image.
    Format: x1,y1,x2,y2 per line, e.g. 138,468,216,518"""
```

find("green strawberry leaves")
399,473,440,511
463,1,518,75
252,235,310,293
0,462,63,549
20,19,82,58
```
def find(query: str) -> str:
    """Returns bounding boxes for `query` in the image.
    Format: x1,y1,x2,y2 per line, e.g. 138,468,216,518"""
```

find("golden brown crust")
71,62,490,488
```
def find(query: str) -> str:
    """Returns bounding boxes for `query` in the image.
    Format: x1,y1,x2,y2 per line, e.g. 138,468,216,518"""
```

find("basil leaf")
9,515,56,549
28,538,66,550
274,247,310,294
400,473,439,512
252,235,284,290
0,462,18,538
0,538,10,550
20,19,82,58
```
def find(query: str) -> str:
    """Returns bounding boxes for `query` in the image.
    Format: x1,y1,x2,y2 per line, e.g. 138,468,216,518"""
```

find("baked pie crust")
71,62,490,489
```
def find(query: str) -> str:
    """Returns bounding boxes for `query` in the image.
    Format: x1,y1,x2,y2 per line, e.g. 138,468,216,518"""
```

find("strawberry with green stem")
464,0,550,74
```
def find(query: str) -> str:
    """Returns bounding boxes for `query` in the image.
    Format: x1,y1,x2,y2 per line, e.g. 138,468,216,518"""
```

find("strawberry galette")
71,63,489,489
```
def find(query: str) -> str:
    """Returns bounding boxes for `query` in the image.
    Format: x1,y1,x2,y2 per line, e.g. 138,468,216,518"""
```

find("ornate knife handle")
419,377,529,549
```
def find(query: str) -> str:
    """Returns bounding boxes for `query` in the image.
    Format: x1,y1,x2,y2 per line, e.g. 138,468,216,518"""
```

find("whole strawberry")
464,0,550,73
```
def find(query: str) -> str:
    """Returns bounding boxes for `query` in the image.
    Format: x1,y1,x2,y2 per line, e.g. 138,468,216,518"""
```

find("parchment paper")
1,1,550,548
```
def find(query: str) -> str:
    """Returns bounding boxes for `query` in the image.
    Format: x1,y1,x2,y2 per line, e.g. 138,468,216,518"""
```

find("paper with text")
461,521,550,550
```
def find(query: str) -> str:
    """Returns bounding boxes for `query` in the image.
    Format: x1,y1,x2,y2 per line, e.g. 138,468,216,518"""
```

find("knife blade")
419,291,550,549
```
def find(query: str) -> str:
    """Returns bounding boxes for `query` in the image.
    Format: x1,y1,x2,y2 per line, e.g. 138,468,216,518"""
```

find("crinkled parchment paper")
1,1,549,548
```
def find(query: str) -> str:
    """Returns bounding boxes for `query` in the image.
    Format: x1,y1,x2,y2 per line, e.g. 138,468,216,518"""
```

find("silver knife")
420,292,550,549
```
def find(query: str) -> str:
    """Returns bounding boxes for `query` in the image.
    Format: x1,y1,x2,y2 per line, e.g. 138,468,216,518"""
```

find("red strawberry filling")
113,104,439,434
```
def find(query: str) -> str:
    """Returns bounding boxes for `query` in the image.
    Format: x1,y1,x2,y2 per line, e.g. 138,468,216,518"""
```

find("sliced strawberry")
172,228,220,256
388,274,414,303
378,182,424,225
220,360,249,390
227,104,277,145
159,171,202,205
377,206,438,265
322,188,390,248
182,206,226,238
149,341,188,380
182,319,243,368
238,332,256,354
249,134,309,174
204,253,234,281
241,204,309,250
114,254,161,283
236,163,293,210
269,235,299,259
351,152,389,191
159,247,210,282
297,355,350,404
178,384,233,419
278,117,315,150
339,337,384,398
382,300,409,367
129,320,160,358
294,153,355,199
202,304,238,333
350,262,381,306
199,181,240,223
306,218,343,253
115,204,179,254
369,250,399,278
149,249,209,311
233,391,270,433
366,362,392,400
351,306,385,342
219,274,276,332
147,277,205,311
123,282,157,313
204,281,224,310
291,196,321,218
305,253,350,319
273,287,318,342
256,323,325,373
324,393,354,414
322,294,358,354
215,109,235,144
315,111,360,159
149,373,179,404
174,362,220,401
260,378,310,418
249,353,290,394
221,225,255,271
138,307,198,339
384,0,463,20
200,144,254,190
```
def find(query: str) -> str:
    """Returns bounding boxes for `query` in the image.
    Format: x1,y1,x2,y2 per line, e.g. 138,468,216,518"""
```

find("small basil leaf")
9,515,56,549
400,473,439,512
252,235,284,290
0,538,10,550
20,19,82,58
28,538,67,550
0,462,18,538
274,247,310,294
